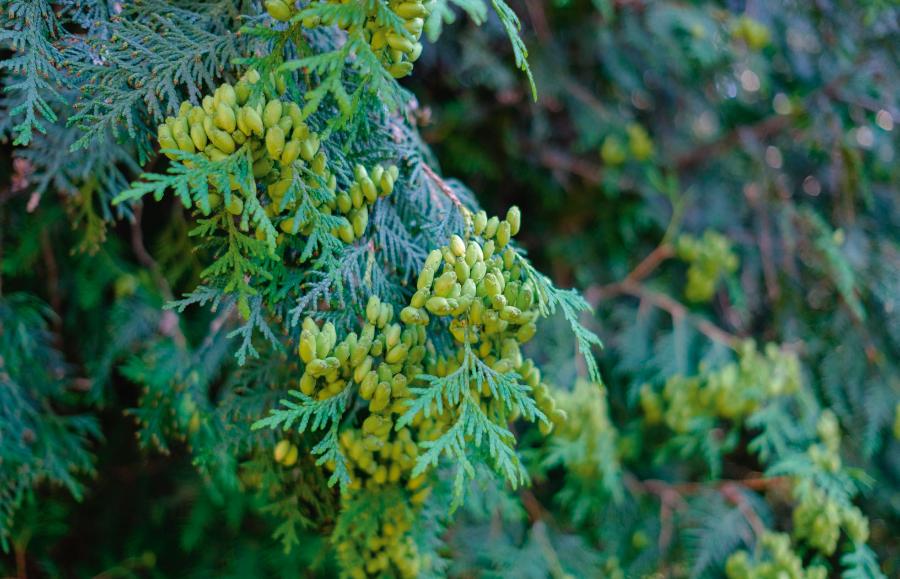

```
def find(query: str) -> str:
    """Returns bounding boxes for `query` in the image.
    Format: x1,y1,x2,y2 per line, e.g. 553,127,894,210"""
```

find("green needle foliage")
410,0,898,577
0,0,897,577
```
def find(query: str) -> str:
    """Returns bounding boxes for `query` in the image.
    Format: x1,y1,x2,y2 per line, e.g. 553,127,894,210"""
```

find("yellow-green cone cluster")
641,340,800,432
157,71,396,246
292,297,437,578
336,499,424,578
273,438,299,467
402,206,566,431
275,208,565,577
791,411,869,555
676,230,739,303
706,394,871,579
266,0,429,78
263,0,296,22
600,122,655,165
553,379,618,479
726,532,827,579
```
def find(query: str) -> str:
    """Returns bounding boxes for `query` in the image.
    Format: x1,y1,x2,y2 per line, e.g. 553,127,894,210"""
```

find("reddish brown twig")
15,542,27,579
629,476,788,496
538,148,603,184
420,162,465,211
520,488,548,524
721,482,767,539
129,205,186,347
625,474,788,559
587,280,741,349
626,244,675,284
523,0,550,43
534,113,793,189
40,229,62,330
674,115,792,172
745,184,780,302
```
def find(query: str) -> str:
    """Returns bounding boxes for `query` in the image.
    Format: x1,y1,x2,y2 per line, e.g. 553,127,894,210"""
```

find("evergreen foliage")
1,0,897,577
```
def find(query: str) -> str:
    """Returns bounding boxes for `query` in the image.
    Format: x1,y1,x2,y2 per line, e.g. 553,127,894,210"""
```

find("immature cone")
157,72,401,253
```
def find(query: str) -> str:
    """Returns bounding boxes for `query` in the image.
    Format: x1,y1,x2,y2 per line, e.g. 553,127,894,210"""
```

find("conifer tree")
1,0,897,577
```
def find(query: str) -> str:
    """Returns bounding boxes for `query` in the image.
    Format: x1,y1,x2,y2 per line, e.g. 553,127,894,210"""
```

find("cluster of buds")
265,0,429,79
157,71,397,247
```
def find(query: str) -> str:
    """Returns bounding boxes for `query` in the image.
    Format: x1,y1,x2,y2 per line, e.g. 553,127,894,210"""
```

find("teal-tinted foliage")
1,0,898,577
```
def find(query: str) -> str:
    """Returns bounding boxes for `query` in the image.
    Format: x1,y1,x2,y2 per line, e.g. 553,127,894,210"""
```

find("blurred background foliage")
1,0,898,577
408,0,899,575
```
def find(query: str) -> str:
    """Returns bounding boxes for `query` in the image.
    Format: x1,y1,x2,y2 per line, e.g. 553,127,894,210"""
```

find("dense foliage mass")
0,0,897,577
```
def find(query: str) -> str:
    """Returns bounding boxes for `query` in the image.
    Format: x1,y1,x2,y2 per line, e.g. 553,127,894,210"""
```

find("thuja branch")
420,162,466,212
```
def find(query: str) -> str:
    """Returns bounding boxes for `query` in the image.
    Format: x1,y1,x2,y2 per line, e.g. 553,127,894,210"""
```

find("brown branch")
626,243,675,284
0,208,4,298
519,488,555,525
530,521,568,579
823,83,894,115
40,230,62,330
129,205,186,347
586,280,741,349
420,162,465,211
202,300,236,349
744,185,780,302
129,205,173,301
535,113,793,188
840,294,882,365
533,60,859,190
562,79,609,120
657,486,682,556
675,115,792,172
538,148,602,184
631,476,789,496
721,482,767,539
15,542,27,579
626,474,788,548
523,0,550,43
624,474,788,575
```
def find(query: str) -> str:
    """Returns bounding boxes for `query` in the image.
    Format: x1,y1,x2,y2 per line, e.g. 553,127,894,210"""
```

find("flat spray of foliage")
0,0,898,577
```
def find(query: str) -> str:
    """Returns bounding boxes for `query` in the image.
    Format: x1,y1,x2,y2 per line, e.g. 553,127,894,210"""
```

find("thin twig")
562,79,609,120
129,205,174,301
674,115,791,171
202,301,236,349
721,482,767,539
15,542,27,579
534,114,793,187
625,474,788,556
523,0,550,43
0,207,4,297
583,224,740,348
40,230,62,330
531,521,569,579
420,162,465,211
129,204,186,347
538,148,603,184
626,244,674,284
657,486,680,556
744,185,780,302
629,475,788,496
586,280,741,349
520,488,548,523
